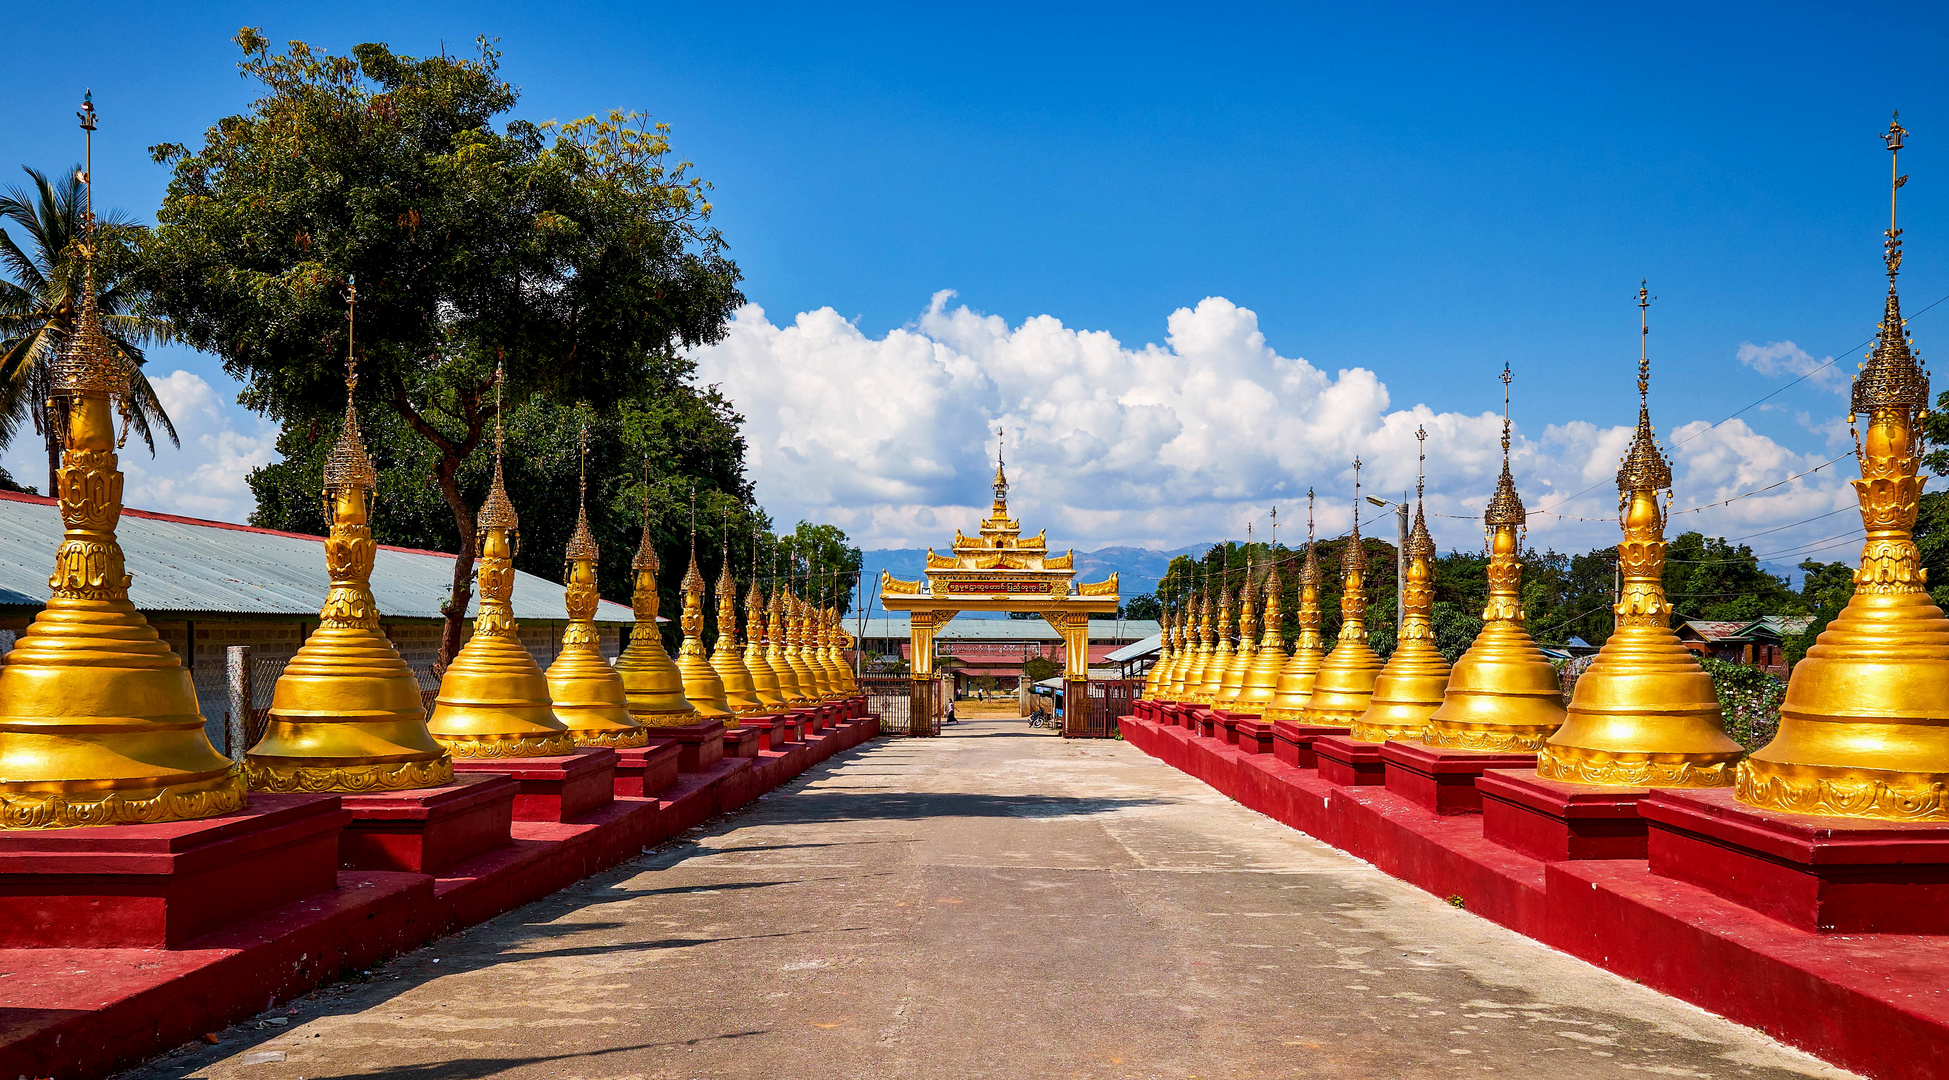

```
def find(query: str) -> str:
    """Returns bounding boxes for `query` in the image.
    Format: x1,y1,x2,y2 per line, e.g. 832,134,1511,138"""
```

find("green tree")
144,32,743,662
1660,531,1805,623
1120,593,1161,620
0,165,178,492
776,521,865,618
249,385,763,652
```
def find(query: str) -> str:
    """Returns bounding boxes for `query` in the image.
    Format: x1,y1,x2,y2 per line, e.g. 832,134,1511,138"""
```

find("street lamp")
1365,493,1410,637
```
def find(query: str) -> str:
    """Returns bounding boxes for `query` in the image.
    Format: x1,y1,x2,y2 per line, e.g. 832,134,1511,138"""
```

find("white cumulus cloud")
119,370,279,524
692,293,1860,570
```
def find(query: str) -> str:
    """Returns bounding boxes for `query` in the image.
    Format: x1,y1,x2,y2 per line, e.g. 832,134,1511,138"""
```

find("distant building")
1676,616,1810,676
850,617,1157,691
0,490,636,752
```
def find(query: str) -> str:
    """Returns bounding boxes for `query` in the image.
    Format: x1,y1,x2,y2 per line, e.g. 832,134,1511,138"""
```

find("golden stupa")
1350,428,1452,742
766,578,811,707
1738,116,1949,820
1239,524,1288,710
1422,366,1567,751
1144,600,1175,699
1263,493,1327,724
0,105,246,826
1539,287,1740,785
1216,543,1259,708
426,371,575,758
811,595,844,700
806,585,841,699
1198,579,1237,704
743,576,788,711
827,605,860,697
613,475,701,726
1304,466,1388,727
543,430,647,749
248,287,453,790
782,588,823,701
1168,585,1207,701
673,503,736,722
709,525,764,716
1155,592,1182,699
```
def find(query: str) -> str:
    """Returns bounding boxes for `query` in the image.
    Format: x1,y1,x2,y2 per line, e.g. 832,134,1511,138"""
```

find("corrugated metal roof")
849,617,1157,642
0,491,634,624
1105,634,1162,662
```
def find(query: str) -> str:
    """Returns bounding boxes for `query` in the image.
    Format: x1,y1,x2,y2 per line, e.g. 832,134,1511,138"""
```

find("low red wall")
1120,715,1949,1080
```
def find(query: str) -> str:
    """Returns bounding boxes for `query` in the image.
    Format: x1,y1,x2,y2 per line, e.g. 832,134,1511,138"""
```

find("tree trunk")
389,381,493,670
437,463,477,669
44,411,60,498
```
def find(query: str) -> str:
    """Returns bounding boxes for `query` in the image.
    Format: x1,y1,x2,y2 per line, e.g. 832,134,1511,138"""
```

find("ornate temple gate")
880,459,1118,737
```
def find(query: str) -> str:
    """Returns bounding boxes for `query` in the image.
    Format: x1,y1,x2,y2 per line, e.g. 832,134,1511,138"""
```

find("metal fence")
859,676,921,735
1064,679,1142,738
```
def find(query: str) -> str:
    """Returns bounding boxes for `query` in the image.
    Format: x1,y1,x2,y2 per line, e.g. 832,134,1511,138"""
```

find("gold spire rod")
1638,280,1654,409
1351,459,1363,540
78,90,96,237
1887,111,1909,286
1416,424,1428,505
1500,362,1512,465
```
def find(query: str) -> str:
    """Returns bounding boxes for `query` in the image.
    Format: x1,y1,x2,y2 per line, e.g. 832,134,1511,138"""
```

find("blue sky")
3,2,1946,560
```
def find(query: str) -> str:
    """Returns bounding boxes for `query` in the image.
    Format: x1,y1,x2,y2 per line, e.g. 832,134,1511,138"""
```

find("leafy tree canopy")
142,30,744,659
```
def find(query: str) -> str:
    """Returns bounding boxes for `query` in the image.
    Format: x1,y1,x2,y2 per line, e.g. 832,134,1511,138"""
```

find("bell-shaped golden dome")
0,263,245,825
1424,370,1566,750
249,323,453,789
1352,432,1450,742
1541,293,1739,783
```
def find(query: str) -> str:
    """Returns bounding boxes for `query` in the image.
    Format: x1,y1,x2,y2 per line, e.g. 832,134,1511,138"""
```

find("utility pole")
1366,492,1412,636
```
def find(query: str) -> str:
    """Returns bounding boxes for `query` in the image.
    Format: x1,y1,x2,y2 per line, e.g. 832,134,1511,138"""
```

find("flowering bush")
1698,657,1786,751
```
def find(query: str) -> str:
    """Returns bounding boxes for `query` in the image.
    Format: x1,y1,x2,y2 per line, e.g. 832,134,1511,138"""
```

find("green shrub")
1698,657,1786,751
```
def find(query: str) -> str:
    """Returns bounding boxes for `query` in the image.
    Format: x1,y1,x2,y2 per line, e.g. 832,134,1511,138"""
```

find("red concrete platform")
1231,717,1275,755
724,723,765,758
1643,786,1949,934
1382,739,1536,815
1271,720,1347,768
738,713,786,751
451,747,617,823
1477,770,1652,862
612,739,682,798
788,707,823,736
1119,713,1949,1080
1313,735,1387,787
1196,709,1219,739
0,793,348,949
0,869,430,1080
655,720,727,771
339,774,518,874
0,715,886,1080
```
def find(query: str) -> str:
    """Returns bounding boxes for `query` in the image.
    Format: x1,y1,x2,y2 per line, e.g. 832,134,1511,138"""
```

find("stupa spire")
1422,365,1566,751
248,280,454,787
1304,464,1385,727
1738,114,1949,818
1541,283,1738,783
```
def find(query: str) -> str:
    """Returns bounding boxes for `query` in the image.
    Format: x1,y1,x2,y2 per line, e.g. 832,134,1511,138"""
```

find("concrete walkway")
126,718,1856,1080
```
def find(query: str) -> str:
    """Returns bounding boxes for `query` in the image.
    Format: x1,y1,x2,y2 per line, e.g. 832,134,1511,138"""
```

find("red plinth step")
723,723,764,758
1382,740,1537,815
789,707,823,736
1477,770,1651,862
450,747,617,823
1643,786,1949,934
1195,709,1219,739
339,774,517,874
1271,721,1345,768
737,714,786,752
1314,735,1388,787
0,793,347,949
647,720,727,772
1225,716,1274,755
612,739,682,798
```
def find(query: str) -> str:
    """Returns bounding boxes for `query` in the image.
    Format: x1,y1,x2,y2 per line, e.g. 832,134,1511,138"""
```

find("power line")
1526,290,1949,518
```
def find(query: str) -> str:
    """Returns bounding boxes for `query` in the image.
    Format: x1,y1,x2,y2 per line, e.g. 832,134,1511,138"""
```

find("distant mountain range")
856,544,1202,619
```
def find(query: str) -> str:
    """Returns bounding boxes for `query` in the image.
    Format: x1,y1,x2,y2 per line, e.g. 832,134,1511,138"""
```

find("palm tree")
0,165,177,494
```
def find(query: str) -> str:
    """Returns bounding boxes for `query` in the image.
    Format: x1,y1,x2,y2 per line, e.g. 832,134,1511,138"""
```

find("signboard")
937,578,1061,595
